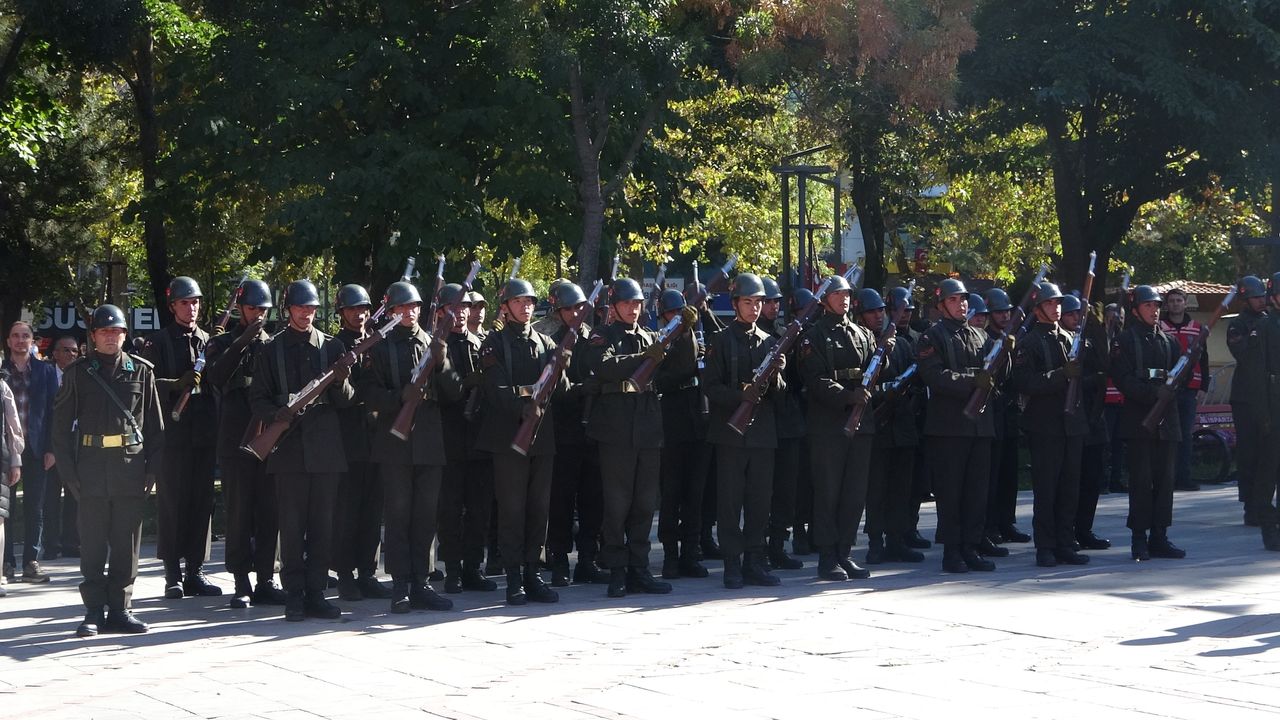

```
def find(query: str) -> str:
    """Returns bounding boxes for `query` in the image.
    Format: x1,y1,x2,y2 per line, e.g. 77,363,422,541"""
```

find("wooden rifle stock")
843,324,897,437
1139,288,1235,433
1064,252,1097,414
628,312,692,392
962,264,1048,420
216,274,250,332
171,351,206,422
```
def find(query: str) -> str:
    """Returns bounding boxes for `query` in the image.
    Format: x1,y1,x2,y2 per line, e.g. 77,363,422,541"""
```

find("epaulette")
125,352,153,372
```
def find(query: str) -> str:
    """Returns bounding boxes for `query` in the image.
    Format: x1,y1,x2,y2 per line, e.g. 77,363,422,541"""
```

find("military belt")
598,380,648,395
228,375,253,390
501,384,537,398
81,434,141,449
832,368,864,381
675,377,699,391
1144,369,1168,381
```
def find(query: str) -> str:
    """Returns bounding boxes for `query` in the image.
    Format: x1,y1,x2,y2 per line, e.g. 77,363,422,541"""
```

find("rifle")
389,261,482,441
242,314,402,460
170,350,206,422
423,255,447,325
627,309,696,393
1140,287,1236,433
216,273,250,332
512,280,604,455
1064,251,1097,414
706,255,738,295
689,259,711,416
961,263,1049,420
646,262,667,327
727,277,834,435
843,279,913,436
370,251,417,326
875,362,918,416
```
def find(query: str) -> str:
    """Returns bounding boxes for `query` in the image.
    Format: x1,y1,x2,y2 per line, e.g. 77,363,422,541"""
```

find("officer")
140,276,220,598
702,274,785,588
205,280,288,608
797,275,877,581
537,281,606,585
52,305,164,636
356,281,453,613
1012,282,1090,567
656,288,712,580
789,288,819,556
585,277,697,597
759,277,805,571
979,287,1021,557
1061,294,1112,551
437,284,497,593
918,279,1002,573
1109,285,1185,561
1227,275,1275,546
249,280,356,621
476,277,565,605
328,284,392,602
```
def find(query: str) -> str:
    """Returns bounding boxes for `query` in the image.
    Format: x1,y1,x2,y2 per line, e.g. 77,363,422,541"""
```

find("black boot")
768,536,804,570
390,579,411,614
183,563,223,597
836,548,871,580
606,567,627,598
817,550,848,581
679,544,709,578
485,544,503,576
1076,531,1112,550
336,571,362,601
357,573,392,599
942,544,968,574
977,536,1010,558
627,566,672,594
230,574,253,609
1054,548,1090,565
999,524,1031,543
662,544,681,580
1148,528,1186,559
550,552,571,587
723,554,744,589
524,564,559,603
960,545,995,571
444,562,465,594
163,562,183,600
902,529,932,550
76,607,104,637
1262,524,1280,552
573,554,606,584
103,609,148,634
1035,548,1058,568
410,580,454,611
253,576,288,605
284,591,306,622
865,534,887,565
700,528,723,560
462,561,498,591
304,591,341,619
1131,530,1151,561
505,567,527,605
743,551,781,587
886,534,925,563
792,525,813,555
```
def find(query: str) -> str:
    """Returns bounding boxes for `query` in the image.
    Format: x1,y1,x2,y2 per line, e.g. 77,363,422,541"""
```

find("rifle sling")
84,361,145,444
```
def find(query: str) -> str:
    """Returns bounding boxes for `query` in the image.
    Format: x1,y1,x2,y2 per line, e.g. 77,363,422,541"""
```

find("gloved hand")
1064,360,1082,379
643,341,667,362
273,406,294,424
522,400,544,423
401,383,423,404
331,362,351,382
232,318,265,349
973,371,994,393
680,305,699,327
177,369,202,390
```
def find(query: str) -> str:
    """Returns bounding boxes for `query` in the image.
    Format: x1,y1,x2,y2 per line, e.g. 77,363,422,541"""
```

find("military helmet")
91,304,128,330
967,293,988,315
887,286,916,312
856,288,886,313
658,288,686,314
547,278,571,305
283,280,321,307
384,281,422,306
1035,281,1065,303
467,291,487,307
553,281,588,309
730,273,766,299
166,276,202,302
335,283,371,310
761,277,783,301
984,287,1012,312
1131,285,1162,305
1270,272,1280,296
793,288,818,313
437,283,468,308
823,275,852,295
1239,275,1267,299
237,280,274,308
498,278,536,304
935,278,968,303
609,278,645,304
1060,294,1083,314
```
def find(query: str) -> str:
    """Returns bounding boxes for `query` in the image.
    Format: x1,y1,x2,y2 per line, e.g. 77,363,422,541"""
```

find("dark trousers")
156,442,215,564
1234,404,1265,516
658,438,709,548
1105,406,1125,487
42,465,79,557
715,445,774,558
910,443,932,530
221,452,278,578
598,443,661,569
795,439,814,532
332,460,383,576
769,437,803,539
78,495,144,611
1125,440,1174,531
808,434,873,552
1174,388,1198,486
1028,434,1083,550
275,472,340,595
986,433,1019,532
493,452,554,566
701,452,718,534
1076,441,1105,535
547,442,602,556
930,436,991,546
438,454,493,566
865,443,916,537
4,448,47,566
381,463,441,582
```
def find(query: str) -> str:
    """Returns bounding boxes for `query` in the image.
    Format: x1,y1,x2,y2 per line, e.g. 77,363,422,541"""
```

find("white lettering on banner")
37,304,162,333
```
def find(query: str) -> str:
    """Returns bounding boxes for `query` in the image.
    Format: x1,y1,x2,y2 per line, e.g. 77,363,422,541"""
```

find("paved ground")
1,485,1277,720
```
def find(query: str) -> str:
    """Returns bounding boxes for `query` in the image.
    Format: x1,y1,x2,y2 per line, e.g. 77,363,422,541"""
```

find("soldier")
1011,282,1090,567
862,288,925,565
703,274,785,588
886,287,932,555
980,287,1022,556
1062,294,1112,551
437,284,497,593
759,277,805,571
656,288,712,580
966,293,989,329
205,280,288,608
918,279,1002,573
687,281,726,562
1226,275,1274,545
52,305,164,636
536,281,606,586
797,275,877,581
249,280,356,621
789,288,819,556
143,276,221,599
1109,285,1186,561
327,284,391,601
1258,273,1280,547
357,281,453,613
476,278,565,605
468,292,489,338
584,278,697,597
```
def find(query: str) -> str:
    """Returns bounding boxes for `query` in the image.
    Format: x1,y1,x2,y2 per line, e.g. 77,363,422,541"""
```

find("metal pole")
797,174,807,289
833,169,842,269
781,172,791,319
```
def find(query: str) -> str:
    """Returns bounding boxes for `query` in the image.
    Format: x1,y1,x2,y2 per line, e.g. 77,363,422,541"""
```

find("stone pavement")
1,485,1277,720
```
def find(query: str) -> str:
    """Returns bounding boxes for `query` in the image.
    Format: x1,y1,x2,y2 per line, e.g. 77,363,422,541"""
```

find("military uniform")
865,322,923,562
763,317,808,566
656,317,712,578
1072,310,1112,549
985,324,1025,546
1227,296,1277,546
695,305,726,559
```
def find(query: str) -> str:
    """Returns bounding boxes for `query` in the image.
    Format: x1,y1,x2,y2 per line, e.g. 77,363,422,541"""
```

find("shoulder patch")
480,344,498,368
916,341,936,360
589,331,607,347
127,352,154,370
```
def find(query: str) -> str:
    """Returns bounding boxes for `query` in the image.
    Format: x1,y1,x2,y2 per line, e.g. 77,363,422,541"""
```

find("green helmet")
552,282,588,309
984,287,1012,312
498,278,536,303
1035,281,1064,303
658,288,686,314
761,277,783,300
437,283,467,308
1131,285,1162,305
967,293,988,315
467,291,487,307
793,288,818,313
335,284,372,309
91,304,128,330
609,278,644,304
731,273,766,298
1060,294,1083,314
1238,275,1266,299
856,288,886,313
237,280,273,308
935,278,968,303
384,281,422,306
1270,273,1280,296
887,286,915,313
283,280,321,307
167,276,203,302
824,275,852,294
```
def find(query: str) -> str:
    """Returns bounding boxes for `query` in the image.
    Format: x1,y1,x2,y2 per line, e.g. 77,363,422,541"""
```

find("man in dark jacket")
3,320,58,583
1228,275,1278,548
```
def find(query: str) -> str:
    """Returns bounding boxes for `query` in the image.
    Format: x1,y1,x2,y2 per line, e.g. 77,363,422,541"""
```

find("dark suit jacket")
2,357,57,457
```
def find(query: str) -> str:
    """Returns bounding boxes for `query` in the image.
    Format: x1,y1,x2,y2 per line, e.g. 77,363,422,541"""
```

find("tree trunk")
1271,171,1280,274
132,28,171,324
0,24,27,96
849,173,887,291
